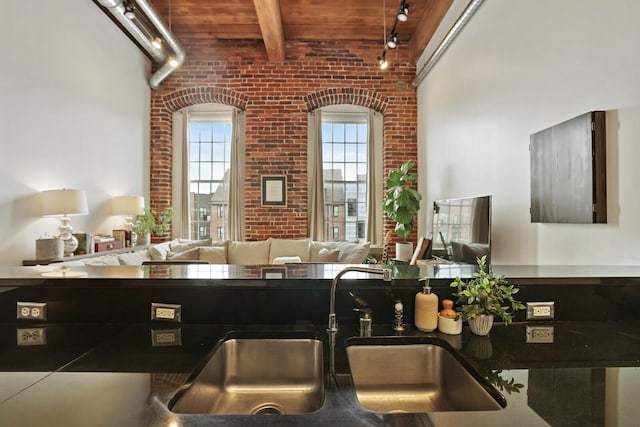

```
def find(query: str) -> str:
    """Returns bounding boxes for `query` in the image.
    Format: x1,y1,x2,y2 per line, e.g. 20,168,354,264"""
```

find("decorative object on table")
378,230,392,264
382,161,422,261
72,233,93,255
35,237,64,260
261,175,287,206
111,196,145,246
40,189,89,257
132,207,176,244
450,255,525,336
112,229,127,248
414,277,438,332
437,298,462,335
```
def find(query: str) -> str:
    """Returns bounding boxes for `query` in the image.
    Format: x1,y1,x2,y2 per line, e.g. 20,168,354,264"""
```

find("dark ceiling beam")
253,0,286,62
408,0,453,64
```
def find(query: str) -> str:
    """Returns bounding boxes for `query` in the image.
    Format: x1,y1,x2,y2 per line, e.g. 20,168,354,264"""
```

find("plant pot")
137,233,151,246
468,314,494,336
395,242,413,262
437,314,462,335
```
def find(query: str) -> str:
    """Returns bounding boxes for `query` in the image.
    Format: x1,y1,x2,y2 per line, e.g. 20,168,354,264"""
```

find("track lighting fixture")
397,1,409,22
378,50,389,70
387,33,398,49
376,0,410,69
123,1,136,20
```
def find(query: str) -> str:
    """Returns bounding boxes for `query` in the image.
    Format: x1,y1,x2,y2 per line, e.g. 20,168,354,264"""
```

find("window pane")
357,124,367,143
321,111,369,243
199,163,212,180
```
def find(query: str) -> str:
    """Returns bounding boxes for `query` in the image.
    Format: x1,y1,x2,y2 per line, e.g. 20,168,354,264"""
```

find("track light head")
397,1,409,22
387,33,398,49
378,51,389,70
124,1,136,20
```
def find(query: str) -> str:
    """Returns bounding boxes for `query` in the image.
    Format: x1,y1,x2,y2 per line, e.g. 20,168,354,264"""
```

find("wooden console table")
22,245,152,266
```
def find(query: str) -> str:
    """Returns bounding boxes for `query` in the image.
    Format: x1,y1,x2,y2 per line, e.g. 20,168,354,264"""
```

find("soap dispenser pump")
415,278,438,332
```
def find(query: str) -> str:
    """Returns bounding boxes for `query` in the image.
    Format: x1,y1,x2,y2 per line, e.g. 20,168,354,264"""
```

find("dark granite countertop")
4,263,640,284
1,320,639,426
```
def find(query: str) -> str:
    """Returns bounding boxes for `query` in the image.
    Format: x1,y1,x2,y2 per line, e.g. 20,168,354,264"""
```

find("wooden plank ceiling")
149,0,453,63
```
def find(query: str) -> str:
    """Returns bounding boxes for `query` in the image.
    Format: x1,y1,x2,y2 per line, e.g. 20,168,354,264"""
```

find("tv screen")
431,195,491,264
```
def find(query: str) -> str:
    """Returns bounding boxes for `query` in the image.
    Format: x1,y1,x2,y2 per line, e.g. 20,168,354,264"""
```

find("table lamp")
111,196,145,232
41,189,89,256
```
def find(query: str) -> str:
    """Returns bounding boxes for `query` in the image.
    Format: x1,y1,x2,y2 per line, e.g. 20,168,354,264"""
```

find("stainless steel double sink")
169,333,506,415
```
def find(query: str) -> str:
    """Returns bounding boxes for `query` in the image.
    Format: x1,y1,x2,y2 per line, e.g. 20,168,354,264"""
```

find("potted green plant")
450,255,525,335
132,207,175,245
382,161,422,261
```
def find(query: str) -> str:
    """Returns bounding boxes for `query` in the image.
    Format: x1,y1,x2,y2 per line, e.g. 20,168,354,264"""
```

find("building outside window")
188,113,232,240
217,227,224,239
322,111,368,242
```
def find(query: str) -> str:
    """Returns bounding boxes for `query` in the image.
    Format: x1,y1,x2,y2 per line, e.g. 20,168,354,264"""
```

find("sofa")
56,238,371,267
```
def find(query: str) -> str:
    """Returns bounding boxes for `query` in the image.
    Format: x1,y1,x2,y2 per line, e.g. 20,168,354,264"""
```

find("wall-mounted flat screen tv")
431,195,491,264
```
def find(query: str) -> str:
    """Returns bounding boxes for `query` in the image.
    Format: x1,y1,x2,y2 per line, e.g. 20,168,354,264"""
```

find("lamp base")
63,234,78,257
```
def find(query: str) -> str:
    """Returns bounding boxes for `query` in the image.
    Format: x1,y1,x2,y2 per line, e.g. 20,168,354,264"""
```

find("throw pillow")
170,238,214,253
228,240,271,265
309,241,339,261
316,248,340,262
199,246,227,264
268,238,311,263
148,240,177,261
117,251,151,265
272,256,302,264
167,247,200,261
336,241,371,264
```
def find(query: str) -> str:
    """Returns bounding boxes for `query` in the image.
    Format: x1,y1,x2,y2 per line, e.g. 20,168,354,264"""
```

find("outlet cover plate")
17,328,47,346
526,325,554,343
151,303,181,322
151,328,182,347
526,301,555,320
17,302,47,320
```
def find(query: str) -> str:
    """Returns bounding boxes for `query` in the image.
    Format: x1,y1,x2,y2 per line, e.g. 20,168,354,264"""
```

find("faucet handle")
353,307,373,337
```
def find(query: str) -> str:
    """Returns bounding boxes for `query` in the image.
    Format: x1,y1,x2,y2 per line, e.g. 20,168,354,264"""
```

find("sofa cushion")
228,240,271,265
268,238,310,263
148,240,177,261
272,256,302,264
170,238,215,253
309,241,339,261
316,248,340,262
117,250,152,265
82,254,121,266
167,247,201,261
336,241,371,264
199,246,227,264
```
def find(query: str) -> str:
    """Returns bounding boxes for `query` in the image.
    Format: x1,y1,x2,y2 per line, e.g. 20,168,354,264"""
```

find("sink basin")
345,337,506,413
170,336,324,415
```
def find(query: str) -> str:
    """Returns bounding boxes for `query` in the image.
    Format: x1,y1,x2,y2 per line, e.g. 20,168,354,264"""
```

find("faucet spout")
327,266,392,333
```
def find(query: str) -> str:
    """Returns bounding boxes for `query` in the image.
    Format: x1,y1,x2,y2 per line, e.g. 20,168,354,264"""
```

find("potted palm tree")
383,161,422,261
132,207,175,245
450,256,525,335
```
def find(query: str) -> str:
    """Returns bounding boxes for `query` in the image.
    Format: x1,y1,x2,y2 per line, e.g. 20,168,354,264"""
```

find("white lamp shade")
111,196,145,215
41,189,89,216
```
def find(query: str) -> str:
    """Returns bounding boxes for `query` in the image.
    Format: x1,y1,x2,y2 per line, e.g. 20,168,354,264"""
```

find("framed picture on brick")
262,175,287,206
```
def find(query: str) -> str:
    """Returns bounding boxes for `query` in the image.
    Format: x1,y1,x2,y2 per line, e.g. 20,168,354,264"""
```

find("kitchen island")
0,264,639,426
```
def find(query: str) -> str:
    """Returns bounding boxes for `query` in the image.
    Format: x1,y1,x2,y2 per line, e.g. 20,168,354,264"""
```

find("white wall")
417,0,640,265
0,0,151,265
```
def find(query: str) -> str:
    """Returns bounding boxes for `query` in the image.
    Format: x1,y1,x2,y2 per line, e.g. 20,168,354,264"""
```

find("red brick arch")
160,86,249,111
304,88,388,113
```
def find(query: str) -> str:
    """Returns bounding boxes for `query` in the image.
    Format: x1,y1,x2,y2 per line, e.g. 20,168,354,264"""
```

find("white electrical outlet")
526,325,554,343
17,328,47,346
151,328,182,346
526,302,555,320
17,302,47,320
151,303,181,322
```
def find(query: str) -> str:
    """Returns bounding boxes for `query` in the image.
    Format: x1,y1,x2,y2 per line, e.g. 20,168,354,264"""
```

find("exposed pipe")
134,0,185,89
412,0,485,87
96,0,185,89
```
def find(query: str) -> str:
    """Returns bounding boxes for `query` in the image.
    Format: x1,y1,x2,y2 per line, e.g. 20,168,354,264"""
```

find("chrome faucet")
327,266,392,335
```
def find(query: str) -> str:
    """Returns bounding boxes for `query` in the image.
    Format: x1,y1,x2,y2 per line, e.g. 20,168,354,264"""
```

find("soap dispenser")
415,278,438,332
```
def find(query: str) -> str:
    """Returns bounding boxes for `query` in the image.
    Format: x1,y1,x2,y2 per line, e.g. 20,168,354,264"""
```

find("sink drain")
252,404,284,415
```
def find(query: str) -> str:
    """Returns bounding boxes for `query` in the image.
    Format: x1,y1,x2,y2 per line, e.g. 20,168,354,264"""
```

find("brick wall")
149,39,418,248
